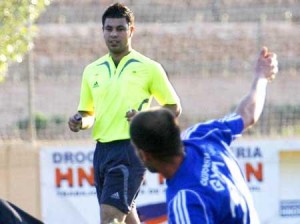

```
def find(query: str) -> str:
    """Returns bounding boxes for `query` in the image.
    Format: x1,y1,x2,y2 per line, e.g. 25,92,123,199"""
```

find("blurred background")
0,0,300,142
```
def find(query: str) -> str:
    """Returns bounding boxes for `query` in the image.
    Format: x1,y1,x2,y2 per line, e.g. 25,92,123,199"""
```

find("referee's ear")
129,25,135,38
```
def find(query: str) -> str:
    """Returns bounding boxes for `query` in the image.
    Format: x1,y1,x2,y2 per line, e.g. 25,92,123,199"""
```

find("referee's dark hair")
102,2,135,26
130,108,183,162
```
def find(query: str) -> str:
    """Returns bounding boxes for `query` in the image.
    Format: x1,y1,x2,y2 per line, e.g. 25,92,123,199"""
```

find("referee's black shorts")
93,139,146,214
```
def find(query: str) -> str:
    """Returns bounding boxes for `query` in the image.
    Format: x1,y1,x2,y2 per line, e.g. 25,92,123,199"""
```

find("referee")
68,3,181,224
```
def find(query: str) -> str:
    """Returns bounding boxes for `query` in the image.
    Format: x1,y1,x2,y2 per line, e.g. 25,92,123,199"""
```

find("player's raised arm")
235,47,278,131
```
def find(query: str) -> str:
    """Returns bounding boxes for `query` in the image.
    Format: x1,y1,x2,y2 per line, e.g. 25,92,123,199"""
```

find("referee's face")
103,18,134,55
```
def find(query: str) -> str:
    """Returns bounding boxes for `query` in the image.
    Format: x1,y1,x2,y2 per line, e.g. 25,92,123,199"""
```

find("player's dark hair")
102,3,134,26
130,109,183,162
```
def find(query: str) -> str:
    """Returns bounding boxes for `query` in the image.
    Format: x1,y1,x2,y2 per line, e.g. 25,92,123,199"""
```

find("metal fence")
1,0,300,141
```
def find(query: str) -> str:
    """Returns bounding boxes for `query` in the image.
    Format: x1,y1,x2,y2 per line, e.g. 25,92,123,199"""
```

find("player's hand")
125,109,137,122
255,47,278,82
68,113,82,132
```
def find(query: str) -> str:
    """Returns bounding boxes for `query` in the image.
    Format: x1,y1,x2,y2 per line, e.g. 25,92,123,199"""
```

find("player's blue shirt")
166,113,260,224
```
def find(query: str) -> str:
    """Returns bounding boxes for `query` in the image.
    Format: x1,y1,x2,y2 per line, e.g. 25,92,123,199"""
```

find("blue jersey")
166,114,259,224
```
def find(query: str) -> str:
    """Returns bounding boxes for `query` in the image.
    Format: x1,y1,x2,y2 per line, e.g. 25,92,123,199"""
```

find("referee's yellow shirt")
78,50,180,142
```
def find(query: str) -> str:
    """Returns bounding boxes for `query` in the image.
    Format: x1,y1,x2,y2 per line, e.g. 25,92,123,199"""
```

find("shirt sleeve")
168,190,213,224
77,67,94,112
181,113,244,145
148,62,180,106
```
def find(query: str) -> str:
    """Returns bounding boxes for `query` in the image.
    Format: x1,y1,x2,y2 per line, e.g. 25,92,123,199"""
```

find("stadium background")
0,0,300,223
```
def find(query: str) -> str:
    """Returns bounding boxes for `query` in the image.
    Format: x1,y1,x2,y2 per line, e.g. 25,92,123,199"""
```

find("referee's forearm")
78,111,95,129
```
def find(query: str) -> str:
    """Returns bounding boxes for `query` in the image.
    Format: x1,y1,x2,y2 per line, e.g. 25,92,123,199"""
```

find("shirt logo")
210,179,225,192
200,152,225,192
93,81,99,88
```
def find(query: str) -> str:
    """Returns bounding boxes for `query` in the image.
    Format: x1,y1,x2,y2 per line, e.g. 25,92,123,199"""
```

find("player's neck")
110,48,132,67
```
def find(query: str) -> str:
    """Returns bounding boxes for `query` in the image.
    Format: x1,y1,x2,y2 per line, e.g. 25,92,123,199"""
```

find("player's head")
102,3,134,27
102,3,135,55
130,108,183,171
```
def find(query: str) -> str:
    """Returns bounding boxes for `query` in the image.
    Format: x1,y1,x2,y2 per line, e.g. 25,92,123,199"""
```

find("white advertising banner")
231,139,300,224
40,140,300,224
40,146,99,224
40,145,167,224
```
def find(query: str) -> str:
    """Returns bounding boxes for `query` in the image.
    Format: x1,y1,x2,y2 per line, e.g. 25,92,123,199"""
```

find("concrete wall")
0,142,41,219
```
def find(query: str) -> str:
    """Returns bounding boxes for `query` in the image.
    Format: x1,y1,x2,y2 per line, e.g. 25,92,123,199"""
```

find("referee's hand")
68,113,82,132
125,109,137,122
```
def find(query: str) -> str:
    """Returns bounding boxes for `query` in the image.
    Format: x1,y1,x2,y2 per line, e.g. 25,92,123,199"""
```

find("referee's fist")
68,113,82,132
